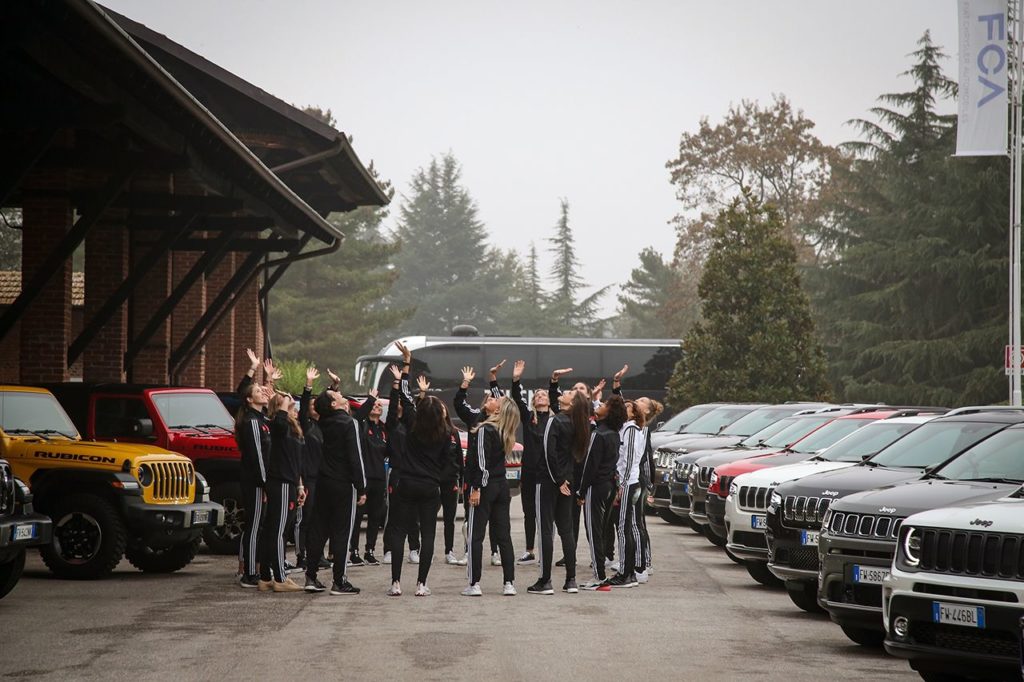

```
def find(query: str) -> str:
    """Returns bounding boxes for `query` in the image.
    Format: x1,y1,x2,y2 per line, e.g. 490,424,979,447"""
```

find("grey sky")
102,0,957,316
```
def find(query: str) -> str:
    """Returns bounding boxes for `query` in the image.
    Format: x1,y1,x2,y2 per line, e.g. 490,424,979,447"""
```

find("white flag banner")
956,0,1009,156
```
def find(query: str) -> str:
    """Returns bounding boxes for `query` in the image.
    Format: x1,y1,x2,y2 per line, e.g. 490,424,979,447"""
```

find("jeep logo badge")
970,518,994,527
879,506,896,514
821,490,839,496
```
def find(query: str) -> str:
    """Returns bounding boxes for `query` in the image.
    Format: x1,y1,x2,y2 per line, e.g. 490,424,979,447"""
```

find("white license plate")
751,515,767,530
662,471,670,483
505,469,520,480
852,564,888,585
932,601,985,629
192,510,210,525
12,523,35,541
800,530,819,546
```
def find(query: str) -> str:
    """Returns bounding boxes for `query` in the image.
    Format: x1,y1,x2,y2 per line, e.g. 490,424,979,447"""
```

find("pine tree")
389,153,513,335
498,242,548,336
810,32,1007,405
667,197,831,407
545,199,608,335
617,247,679,338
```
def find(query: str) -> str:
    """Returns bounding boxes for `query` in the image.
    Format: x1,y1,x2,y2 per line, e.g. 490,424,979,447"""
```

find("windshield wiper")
5,428,49,440
963,477,1023,485
36,429,76,439
194,423,232,432
861,460,881,467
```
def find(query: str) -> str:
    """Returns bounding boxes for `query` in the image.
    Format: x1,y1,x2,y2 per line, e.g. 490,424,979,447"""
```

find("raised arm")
488,359,507,397
454,365,481,426
385,365,402,431
549,367,572,414
510,360,530,422
299,366,318,431
611,364,629,396
353,390,377,422
237,348,260,396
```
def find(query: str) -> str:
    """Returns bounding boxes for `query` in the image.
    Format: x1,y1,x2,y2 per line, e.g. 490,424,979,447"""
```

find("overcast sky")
102,0,957,316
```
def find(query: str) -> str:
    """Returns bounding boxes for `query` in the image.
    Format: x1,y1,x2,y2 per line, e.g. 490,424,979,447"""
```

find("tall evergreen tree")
389,153,513,335
810,32,1007,405
667,197,831,407
499,242,548,335
617,247,678,338
545,199,608,335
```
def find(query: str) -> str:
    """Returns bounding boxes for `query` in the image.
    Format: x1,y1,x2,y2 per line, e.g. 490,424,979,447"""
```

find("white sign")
956,0,1008,156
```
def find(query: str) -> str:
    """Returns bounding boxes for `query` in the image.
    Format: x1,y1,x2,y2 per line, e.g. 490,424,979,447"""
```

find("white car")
725,415,936,586
883,493,1024,682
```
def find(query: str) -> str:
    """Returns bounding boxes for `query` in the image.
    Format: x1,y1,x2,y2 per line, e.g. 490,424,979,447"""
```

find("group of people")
233,344,662,597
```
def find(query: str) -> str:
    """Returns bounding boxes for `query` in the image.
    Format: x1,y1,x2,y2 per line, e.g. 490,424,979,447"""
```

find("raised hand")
512,359,526,382
245,348,259,371
395,340,411,364
551,368,573,382
488,359,507,380
369,388,379,398
326,368,341,388
388,364,402,382
613,364,629,383
305,365,320,388
416,374,430,395
461,366,476,385
593,378,606,395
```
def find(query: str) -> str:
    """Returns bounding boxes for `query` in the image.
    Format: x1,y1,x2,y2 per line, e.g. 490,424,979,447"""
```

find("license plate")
751,515,766,530
662,471,670,483
192,510,210,525
932,601,985,629
800,530,820,546
852,564,888,585
681,483,689,494
12,523,35,541
505,469,520,480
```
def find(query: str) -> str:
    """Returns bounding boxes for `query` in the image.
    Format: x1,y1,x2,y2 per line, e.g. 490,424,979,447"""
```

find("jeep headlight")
137,463,153,487
729,481,738,497
902,526,922,567
821,508,833,533
770,492,782,509
195,472,210,503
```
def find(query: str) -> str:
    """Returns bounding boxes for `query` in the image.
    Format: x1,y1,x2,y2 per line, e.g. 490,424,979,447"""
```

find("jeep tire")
0,548,26,599
125,537,200,573
702,523,727,548
744,560,782,587
839,624,884,647
40,493,126,579
785,579,824,613
203,481,243,555
658,508,687,525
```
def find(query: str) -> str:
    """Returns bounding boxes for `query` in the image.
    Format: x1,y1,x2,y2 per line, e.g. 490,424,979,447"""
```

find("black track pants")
616,483,642,577
440,481,459,554
467,479,515,585
305,477,357,587
389,479,441,585
537,479,576,583
636,494,651,572
260,479,294,582
583,480,614,581
239,479,264,578
351,479,386,554
294,478,317,562
520,471,537,551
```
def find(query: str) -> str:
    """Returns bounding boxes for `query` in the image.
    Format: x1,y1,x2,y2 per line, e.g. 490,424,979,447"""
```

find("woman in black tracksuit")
259,393,305,591
235,376,270,589
440,405,464,565
296,368,323,571
350,390,387,566
463,396,519,596
386,367,459,596
575,396,626,589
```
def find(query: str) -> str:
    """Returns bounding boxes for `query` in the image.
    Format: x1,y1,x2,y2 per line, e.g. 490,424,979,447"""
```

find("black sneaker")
607,572,638,588
562,579,579,594
318,558,333,569
363,551,380,566
527,579,554,595
304,576,326,593
295,557,308,571
238,575,259,589
349,551,365,567
555,557,566,567
330,580,360,595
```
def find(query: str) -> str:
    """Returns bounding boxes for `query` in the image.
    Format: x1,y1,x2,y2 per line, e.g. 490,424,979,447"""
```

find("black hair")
603,395,628,432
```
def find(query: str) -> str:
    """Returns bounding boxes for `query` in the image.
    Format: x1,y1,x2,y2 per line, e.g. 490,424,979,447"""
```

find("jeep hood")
829,479,1019,519
773,464,923,501
695,447,784,469
674,446,777,467
714,450,817,477
903,495,1024,532
732,461,855,490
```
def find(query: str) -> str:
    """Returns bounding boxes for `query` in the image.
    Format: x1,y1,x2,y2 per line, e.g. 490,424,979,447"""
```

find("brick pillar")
83,211,128,382
128,233,171,384
171,243,206,386
203,252,235,392
233,267,263,383
19,196,73,383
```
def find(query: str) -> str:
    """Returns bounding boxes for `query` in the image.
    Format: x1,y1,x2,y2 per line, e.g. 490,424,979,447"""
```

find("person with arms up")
509,360,553,565
235,349,273,589
349,383,387,568
577,395,626,590
258,391,306,592
608,400,646,588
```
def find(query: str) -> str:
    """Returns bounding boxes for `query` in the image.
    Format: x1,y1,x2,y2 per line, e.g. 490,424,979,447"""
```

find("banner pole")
1014,0,1023,406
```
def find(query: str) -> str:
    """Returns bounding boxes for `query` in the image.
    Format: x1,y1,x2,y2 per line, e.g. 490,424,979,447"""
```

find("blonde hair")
474,396,521,455
268,392,303,439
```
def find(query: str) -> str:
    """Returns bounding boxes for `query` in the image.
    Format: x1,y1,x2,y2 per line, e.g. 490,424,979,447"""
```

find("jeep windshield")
864,421,1008,469
657,405,716,433
151,392,234,432
682,406,760,436
814,421,922,463
930,427,1024,482
719,407,806,437
788,418,875,455
751,415,833,450
0,391,80,438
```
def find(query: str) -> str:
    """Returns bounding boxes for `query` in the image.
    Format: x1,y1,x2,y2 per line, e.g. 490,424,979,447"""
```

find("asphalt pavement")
0,506,917,681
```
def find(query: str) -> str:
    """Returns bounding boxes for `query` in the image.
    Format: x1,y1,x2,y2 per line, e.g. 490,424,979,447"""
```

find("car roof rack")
944,405,1024,416
881,408,950,419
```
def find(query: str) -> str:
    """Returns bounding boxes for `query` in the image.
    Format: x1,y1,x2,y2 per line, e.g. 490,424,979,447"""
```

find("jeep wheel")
839,624,884,647
785,579,824,613
744,560,782,587
203,481,243,555
658,508,687,525
702,524,726,548
125,538,200,573
0,549,26,599
40,493,126,579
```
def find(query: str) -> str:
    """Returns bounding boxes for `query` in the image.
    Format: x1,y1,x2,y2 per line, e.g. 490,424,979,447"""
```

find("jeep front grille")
656,450,674,469
782,495,832,529
917,529,1024,581
151,461,194,503
697,466,713,489
738,486,773,512
828,512,903,540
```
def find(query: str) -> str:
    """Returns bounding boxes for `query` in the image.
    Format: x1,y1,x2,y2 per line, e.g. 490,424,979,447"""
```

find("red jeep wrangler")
44,384,243,554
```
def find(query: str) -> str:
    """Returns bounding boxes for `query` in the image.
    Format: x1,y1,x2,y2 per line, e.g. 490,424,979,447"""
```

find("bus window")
482,346,537,378
415,346,482,387
538,346,601,387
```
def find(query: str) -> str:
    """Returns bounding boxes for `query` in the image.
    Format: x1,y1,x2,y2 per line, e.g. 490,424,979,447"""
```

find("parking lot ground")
0,506,916,681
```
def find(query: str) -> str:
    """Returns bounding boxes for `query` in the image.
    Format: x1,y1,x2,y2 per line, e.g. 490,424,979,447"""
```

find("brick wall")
129,232,171,384
233,271,263,385
83,213,128,383
203,252,236,391
171,242,206,386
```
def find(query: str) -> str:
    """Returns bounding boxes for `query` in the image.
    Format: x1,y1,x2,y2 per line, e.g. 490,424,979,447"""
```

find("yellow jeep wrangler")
2,386,224,579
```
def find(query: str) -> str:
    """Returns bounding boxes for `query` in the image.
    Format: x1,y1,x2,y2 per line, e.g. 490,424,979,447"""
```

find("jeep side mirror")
656,420,665,429
131,418,154,439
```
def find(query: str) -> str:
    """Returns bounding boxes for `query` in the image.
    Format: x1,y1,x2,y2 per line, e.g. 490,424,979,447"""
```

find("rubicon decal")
34,451,117,464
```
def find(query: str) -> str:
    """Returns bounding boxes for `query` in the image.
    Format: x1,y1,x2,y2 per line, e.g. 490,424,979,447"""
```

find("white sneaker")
445,551,460,565
382,551,392,565
516,551,536,565
490,552,501,566
503,581,517,596
387,581,401,596
461,583,483,597
636,570,649,584
456,555,467,566
409,550,420,564
415,583,431,597
646,565,654,575
604,558,616,571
